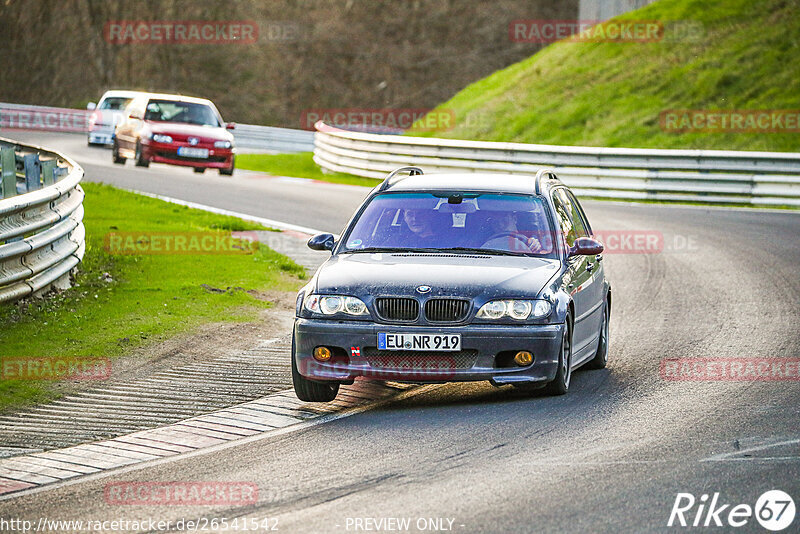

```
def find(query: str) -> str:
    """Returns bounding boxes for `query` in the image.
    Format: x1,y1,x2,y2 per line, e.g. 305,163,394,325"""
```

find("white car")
87,90,146,146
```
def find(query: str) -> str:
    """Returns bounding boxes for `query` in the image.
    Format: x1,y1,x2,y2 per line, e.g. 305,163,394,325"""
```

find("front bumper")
143,142,234,169
294,318,564,386
88,127,115,145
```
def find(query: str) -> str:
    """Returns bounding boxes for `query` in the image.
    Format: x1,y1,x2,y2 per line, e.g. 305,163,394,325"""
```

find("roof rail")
379,166,423,191
534,168,556,195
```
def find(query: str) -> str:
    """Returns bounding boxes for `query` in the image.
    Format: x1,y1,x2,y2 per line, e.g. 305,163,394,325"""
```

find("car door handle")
586,262,594,272
596,254,603,262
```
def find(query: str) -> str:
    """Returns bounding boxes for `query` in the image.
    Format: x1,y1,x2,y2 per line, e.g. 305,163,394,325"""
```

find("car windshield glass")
99,97,132,111
144,100,220,126
341,192,557,258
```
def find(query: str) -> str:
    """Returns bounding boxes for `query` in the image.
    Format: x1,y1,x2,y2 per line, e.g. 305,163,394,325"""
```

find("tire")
193,167,205,174
543,316,572,396
219,156,235,176
112,140,126,165
134,140,149,167
585,300,609,370
291,330,339,402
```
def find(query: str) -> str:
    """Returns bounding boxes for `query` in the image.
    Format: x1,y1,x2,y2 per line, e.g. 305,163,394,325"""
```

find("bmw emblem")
416,285,431,294
188,137,199,145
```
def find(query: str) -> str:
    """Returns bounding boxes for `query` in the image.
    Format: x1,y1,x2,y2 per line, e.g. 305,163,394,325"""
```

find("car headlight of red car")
214,140,232,149
151,134,173,143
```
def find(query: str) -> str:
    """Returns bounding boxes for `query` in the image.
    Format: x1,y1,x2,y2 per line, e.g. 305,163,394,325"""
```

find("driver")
403,208,438,245
483,211,542,252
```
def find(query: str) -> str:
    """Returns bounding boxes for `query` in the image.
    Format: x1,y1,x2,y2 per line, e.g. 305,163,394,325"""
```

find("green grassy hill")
416,0,800,152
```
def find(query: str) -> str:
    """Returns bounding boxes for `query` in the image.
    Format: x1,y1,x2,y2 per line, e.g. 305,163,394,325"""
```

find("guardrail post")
23,153,41,192
42,159,57,186
1,146,15,198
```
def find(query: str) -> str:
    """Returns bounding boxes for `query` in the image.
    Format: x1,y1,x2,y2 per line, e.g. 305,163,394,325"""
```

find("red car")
112,93,236,175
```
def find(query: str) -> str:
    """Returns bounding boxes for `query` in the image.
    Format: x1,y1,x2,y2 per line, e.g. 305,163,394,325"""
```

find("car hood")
146,121,232,141
313,253,561,300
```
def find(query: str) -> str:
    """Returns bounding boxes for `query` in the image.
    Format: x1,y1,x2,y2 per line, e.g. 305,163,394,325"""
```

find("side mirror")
129,110,143,120
226,122,236,130
307,233,335,251
568,237,604,258
86,102,97,110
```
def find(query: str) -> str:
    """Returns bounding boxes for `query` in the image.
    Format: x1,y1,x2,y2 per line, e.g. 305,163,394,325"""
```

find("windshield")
341,192,557,258
144,100,220,126
99,97,132,110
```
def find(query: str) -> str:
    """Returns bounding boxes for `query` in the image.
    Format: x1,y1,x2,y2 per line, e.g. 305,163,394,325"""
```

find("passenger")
483,211,543,252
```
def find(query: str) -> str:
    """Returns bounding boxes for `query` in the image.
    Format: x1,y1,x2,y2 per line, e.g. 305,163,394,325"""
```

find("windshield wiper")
437,247,532,256
341,247,424,254
342,246,530,256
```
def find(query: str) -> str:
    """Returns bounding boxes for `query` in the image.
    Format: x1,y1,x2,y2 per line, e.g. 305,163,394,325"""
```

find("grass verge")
237,152,380,187
0,182,306,412
414,0,800,152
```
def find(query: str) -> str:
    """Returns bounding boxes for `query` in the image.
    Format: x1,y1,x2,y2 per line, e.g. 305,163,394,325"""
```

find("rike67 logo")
668,490,795,531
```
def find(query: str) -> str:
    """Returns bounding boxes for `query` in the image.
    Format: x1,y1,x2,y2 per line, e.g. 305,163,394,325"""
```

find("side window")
552,188,589,248
565,190,592,236
551,189,574,247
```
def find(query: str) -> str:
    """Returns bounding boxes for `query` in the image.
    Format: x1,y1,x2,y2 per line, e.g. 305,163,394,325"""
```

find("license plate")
177,147,209,158
378,332,461,351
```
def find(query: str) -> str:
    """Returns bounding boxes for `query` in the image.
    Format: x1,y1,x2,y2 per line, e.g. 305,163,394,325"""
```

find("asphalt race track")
2,132,799,533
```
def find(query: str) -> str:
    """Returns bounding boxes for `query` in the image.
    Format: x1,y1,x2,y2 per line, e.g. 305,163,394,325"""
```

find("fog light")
514,351,533,366
313,346,332,362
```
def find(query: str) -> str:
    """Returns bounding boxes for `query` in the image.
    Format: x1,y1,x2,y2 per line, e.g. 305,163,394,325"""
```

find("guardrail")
0,137,85,303
313,122,800,207
233,123,314,153
0,102,314,153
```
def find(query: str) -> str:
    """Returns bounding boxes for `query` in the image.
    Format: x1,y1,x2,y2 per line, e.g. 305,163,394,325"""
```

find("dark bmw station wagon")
293,167,611,401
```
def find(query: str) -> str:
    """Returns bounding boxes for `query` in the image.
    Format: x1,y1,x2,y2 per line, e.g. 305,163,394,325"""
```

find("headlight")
214,140,232,148
477,299,551,320
304,294,368,316
152,134,172,143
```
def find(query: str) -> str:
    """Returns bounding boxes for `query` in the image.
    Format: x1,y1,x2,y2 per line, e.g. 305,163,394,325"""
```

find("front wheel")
585,300,609,370
219,156,235,176
112,140,126,165
291,332,339,402
543,316,572,396
134,141,149,167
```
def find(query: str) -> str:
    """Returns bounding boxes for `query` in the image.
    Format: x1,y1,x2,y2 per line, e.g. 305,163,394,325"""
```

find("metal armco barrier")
233,123,314,153
0,102,314,153
312,122,800,206
0,137,85,303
